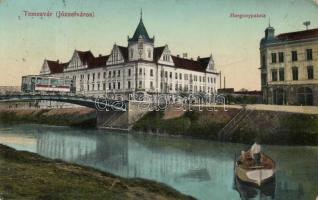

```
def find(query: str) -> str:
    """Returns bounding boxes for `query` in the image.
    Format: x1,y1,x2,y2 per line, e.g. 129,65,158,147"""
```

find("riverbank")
1,107,318,145
0,108,96,127
133,108,318,145
0,144,195,200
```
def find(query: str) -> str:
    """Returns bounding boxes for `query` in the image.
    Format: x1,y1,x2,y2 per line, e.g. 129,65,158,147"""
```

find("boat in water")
235,143,276,187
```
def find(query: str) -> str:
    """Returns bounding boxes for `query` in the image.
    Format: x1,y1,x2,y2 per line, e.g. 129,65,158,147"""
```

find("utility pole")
219,71,222,89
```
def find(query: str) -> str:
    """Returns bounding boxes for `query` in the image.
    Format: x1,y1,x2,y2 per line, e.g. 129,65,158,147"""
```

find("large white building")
39,13,219,100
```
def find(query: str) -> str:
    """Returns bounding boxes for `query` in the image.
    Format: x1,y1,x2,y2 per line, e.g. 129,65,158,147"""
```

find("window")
292,51,298,62
108,83,111,90
307,66,314,79
179,73,182,80
292,67,298,80
92,84,95,91
169,83,172,90
87,74,90,81
199,76,202,82
97,84,100,90
117,70,120,77
128,81,131,89
150,69,153,77
184,74,188,80
108,71,111,78
103,72,106,79
150,81,154,89
103,83,106,90
128,69,131,76
113,82,116,89
278,52,284,63
164,71,168,78
169,72,172,78
113,71,116,77
261,54,266,67
148,49,151,58
175,73,178,79
306,49,313,61
130,48,133,58
98,73,100,79
139,68,142,75
87,84,90,91
271,69,277,81
93,73,95,81
279,68,284,81
117,82,120,89
139,81,142,88
271,53,277,63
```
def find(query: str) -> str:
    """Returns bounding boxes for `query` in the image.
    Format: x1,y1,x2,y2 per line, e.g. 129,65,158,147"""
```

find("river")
0,123,317,200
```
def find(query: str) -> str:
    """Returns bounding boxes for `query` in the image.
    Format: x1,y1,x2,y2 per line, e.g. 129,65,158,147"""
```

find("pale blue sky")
1,0,318,90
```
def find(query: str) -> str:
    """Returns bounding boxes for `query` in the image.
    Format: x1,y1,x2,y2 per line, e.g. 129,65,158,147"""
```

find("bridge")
0,93,128,111
0,93,148,130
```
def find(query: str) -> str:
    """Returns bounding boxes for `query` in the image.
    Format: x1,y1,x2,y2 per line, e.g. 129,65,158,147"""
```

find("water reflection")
0,124,317,200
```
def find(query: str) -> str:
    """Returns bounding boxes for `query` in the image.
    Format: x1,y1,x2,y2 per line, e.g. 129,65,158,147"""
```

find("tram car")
21,75,75,94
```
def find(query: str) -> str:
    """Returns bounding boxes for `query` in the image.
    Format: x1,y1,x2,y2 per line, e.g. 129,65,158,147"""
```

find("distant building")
260,25,318,106
38,13,219,99
0,86,20,95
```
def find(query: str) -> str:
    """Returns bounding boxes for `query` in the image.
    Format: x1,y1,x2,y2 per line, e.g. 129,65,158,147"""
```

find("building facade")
260,25,318,106
39,14,219,100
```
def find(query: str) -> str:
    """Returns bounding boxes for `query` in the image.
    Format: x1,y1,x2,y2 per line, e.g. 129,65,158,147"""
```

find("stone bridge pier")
96,101,151,131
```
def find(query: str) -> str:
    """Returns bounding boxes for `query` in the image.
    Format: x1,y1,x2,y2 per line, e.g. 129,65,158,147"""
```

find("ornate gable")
158,45,173,66
106,45,126,65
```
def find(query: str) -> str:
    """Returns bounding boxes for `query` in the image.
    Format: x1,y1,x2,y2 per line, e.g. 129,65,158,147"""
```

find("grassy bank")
0,144,195,200
231,111,318,145
133,109,238,139
0,108,96,128
133,109,318,145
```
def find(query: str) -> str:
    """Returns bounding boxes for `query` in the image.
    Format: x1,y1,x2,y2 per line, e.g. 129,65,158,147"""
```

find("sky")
0,0,318,90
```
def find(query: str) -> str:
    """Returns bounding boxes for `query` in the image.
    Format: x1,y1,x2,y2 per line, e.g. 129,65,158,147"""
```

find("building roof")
171,55,207,72
276,28,318,41
117,46,128,61
76,50,95,64
46,60,63,74
89,55,109,68
197,57,211,68
153,46,165,62
128,17,154,43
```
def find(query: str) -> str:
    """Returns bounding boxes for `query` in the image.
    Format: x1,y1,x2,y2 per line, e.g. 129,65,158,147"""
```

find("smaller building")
260,25,318,106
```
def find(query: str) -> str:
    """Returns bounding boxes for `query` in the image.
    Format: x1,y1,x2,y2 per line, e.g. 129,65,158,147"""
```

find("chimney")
183,53,188,58
197,56,200,60
177,54,180,58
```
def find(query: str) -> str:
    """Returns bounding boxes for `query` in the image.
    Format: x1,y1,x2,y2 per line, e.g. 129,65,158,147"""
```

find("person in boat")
250,142,261,166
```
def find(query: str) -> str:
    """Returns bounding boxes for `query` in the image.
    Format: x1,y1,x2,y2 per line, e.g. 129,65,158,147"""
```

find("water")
0,123,317,200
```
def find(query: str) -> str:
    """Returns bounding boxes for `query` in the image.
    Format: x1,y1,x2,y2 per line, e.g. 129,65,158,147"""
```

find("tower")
128,10,154,61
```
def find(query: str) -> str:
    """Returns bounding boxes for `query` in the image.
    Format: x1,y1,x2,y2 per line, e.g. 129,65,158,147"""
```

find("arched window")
297,87,313,105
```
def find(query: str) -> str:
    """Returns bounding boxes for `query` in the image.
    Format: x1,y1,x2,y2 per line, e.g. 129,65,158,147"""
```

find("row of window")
77,69,216,84
160,82,214,93
83,81,132,91
270,49,313,64
161,71,216,83
271,66,314,81
79,69,133,82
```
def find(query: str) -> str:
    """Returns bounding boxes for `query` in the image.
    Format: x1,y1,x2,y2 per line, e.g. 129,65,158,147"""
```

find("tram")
21,75,75,94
